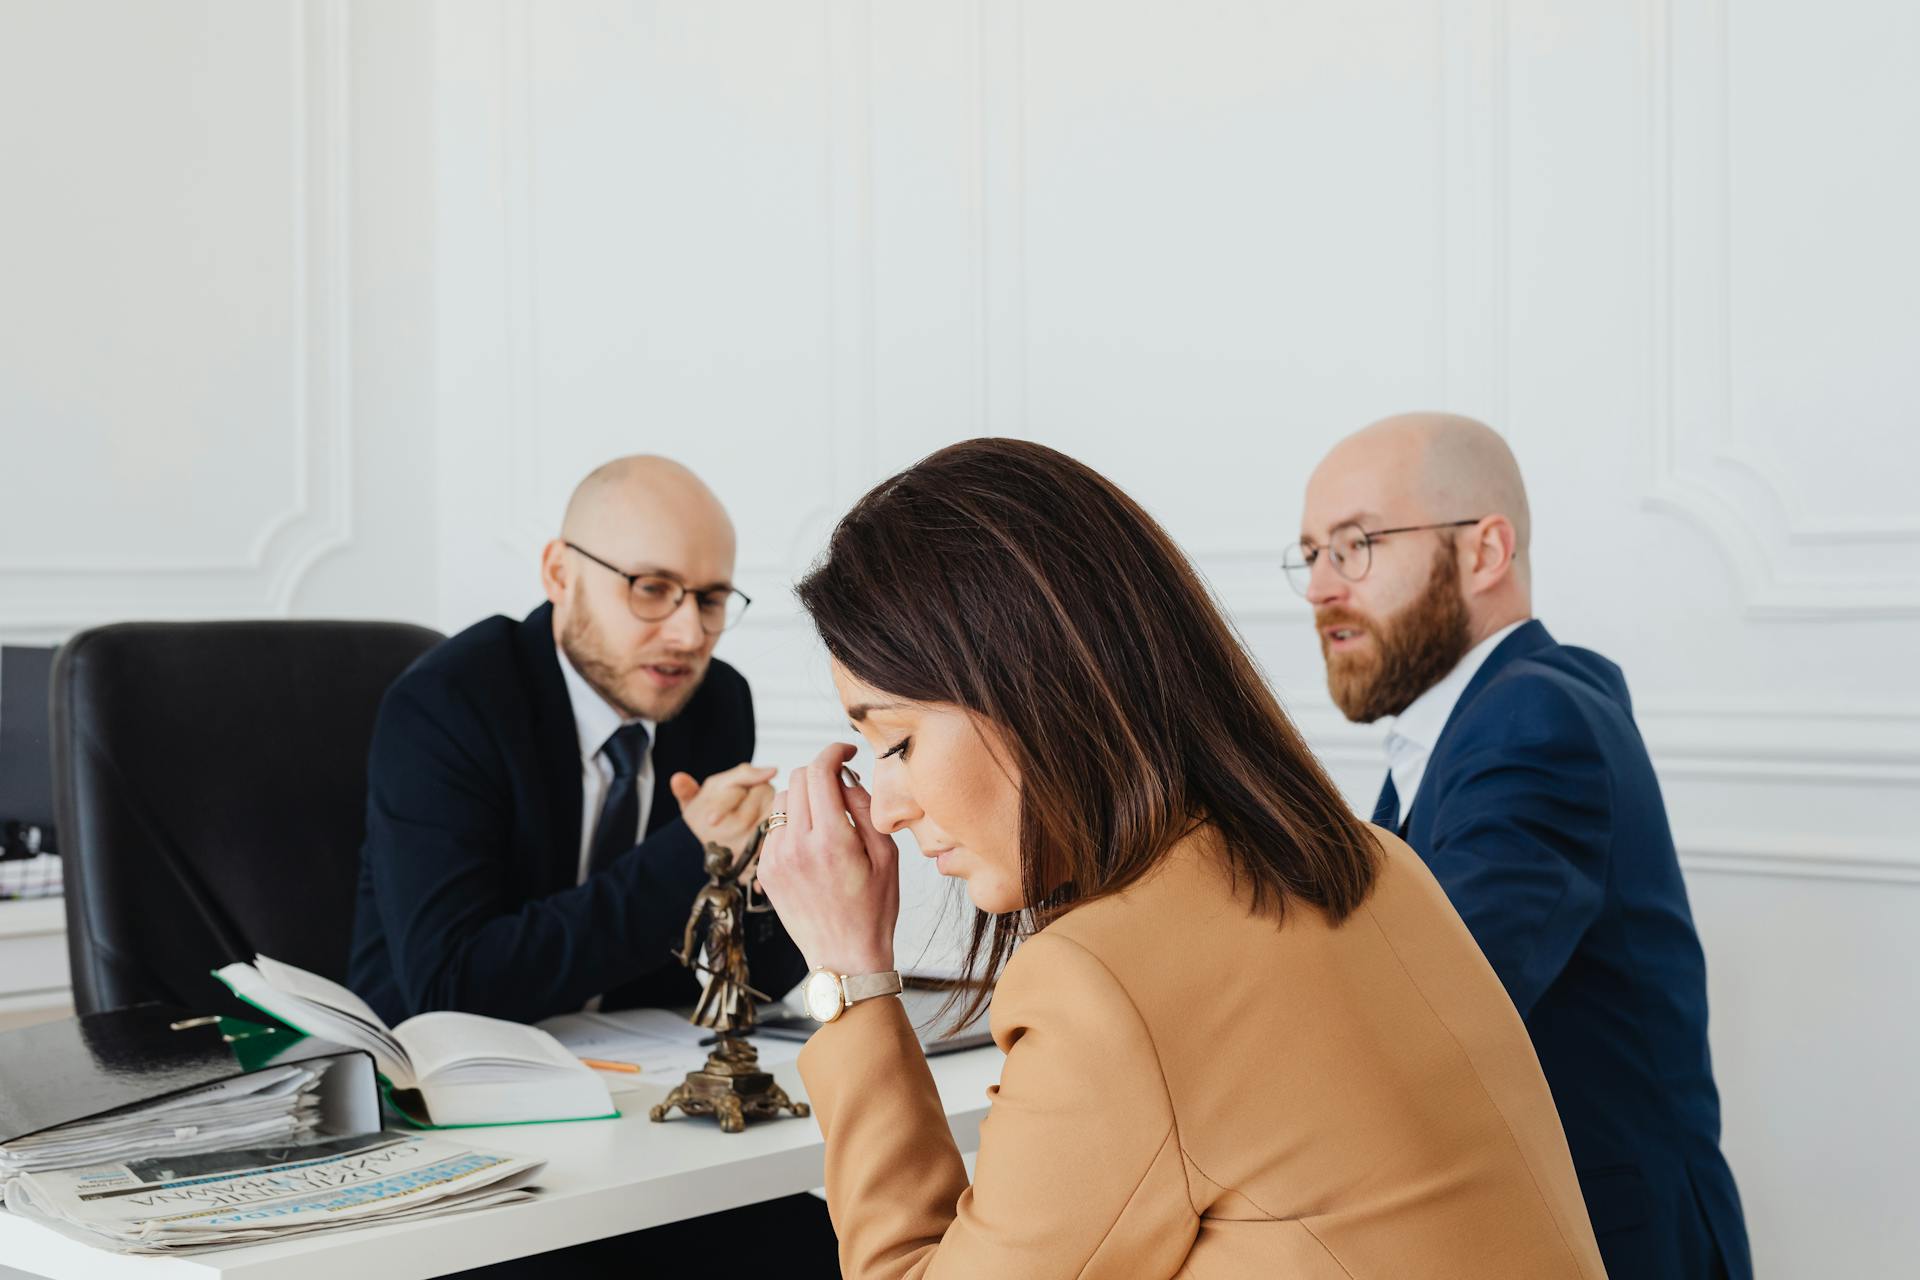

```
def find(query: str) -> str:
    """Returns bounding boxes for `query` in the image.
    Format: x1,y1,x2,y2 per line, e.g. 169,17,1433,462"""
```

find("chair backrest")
50,620,444,1016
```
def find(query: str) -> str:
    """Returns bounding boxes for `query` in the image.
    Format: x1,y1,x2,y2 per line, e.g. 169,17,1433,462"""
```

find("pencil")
579,1056,641,1074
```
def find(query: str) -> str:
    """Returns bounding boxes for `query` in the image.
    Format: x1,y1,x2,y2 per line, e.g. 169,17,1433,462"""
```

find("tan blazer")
798,828,1609,1278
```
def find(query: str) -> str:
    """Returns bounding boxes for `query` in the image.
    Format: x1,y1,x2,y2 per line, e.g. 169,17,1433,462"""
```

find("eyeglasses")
564,542,752,634
1281,519,1483,596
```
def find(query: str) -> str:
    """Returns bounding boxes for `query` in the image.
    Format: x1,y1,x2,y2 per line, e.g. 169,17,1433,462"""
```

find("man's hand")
669,763,779,856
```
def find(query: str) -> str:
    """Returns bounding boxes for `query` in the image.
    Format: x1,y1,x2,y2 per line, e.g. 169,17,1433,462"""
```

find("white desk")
0,1046,1001,1280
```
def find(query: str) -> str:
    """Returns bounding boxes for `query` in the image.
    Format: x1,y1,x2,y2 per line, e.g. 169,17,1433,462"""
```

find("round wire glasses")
565,541,752,634
1281,519,1483,595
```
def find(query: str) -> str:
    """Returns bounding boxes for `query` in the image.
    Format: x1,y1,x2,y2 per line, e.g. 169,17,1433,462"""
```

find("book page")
392,1011,585,1086
215,961,411,1086
251,955,391,1034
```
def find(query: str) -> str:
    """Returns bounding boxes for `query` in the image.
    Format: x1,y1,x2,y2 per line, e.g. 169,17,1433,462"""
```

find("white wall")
0,0,441,642
2,2,1915,1273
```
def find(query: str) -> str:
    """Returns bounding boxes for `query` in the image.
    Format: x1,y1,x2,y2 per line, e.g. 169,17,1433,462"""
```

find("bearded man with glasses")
1291,413,1750,1280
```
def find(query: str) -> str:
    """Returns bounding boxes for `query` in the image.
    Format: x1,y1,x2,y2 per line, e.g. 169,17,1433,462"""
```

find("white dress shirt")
1382,619,1527,826
556,646,657,887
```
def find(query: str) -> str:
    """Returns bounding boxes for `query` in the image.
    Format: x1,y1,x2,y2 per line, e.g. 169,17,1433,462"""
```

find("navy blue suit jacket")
347,603,805,1026
1388,620,1750,1280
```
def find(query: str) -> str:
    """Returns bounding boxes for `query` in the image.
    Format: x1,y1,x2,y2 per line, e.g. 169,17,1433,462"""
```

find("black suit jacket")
347,603,805,1026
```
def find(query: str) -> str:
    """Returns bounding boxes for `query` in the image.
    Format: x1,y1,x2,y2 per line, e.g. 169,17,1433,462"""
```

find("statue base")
648,1034,810,1134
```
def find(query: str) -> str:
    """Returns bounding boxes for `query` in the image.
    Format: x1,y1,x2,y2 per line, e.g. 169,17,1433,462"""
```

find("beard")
559,602,709,723
1319,541,1473,724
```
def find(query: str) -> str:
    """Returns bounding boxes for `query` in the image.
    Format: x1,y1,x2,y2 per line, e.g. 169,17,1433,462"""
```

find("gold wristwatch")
802,967,903,1023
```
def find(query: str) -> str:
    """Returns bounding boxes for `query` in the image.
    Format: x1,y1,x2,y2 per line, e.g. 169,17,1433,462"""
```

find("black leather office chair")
50,620,444,1017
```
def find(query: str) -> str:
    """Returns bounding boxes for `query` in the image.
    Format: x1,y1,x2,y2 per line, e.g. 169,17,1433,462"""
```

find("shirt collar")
1384,619,1528,761
555,644,655,765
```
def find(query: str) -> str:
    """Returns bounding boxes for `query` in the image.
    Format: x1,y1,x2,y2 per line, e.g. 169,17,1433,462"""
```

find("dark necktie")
1371,772,1401,831
587,722,651,878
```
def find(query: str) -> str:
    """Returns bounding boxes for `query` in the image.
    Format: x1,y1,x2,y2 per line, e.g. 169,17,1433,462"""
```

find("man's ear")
1465,516,1518,594
539,538,570,605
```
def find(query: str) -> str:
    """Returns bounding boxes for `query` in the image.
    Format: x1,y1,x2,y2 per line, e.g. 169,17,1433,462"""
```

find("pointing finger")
703,762,780,793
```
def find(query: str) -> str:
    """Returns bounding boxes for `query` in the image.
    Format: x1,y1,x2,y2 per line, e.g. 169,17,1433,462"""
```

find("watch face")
804,970,843,1022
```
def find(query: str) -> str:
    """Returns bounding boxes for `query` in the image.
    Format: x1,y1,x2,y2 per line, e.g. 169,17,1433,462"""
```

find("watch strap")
840,970,903,1005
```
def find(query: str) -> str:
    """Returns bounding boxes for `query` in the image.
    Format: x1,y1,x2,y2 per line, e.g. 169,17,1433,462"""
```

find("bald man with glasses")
349,455,806,1027
349,462,833,1280
1290,414,1751,1280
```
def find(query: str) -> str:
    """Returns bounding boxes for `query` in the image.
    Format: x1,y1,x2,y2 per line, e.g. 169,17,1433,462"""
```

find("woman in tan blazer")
756,438,1608,1279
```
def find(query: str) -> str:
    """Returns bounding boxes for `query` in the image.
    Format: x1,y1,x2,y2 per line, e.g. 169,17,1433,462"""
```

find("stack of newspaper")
0,1063,325,1182
2,1132,543,1254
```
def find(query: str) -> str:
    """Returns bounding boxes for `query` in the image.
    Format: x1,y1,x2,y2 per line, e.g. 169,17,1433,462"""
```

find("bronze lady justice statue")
679,841,772,1030
649,810,811,1133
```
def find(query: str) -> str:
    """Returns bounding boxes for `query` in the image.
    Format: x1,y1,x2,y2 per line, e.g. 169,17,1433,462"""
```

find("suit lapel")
1405,619,1555,844
515,605,585,892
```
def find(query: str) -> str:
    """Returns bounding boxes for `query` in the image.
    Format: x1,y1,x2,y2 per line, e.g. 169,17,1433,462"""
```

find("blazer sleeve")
1422,677,1614,1016
362,677,710,1023
798,932,1198,1279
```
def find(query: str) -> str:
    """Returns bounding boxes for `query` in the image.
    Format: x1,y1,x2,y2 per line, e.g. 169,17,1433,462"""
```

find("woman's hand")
755,742,899,976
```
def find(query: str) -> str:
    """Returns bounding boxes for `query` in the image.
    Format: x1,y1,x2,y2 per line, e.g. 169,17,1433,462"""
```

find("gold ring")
762,815,789,832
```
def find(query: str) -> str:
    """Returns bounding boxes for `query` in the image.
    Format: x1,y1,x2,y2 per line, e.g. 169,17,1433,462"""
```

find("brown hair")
796,438,1377,1024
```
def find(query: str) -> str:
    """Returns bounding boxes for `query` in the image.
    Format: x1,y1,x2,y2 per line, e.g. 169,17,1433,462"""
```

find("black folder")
0,1003,380,1147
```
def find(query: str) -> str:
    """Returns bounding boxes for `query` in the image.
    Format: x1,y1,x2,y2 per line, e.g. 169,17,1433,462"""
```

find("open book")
213,955,615,1128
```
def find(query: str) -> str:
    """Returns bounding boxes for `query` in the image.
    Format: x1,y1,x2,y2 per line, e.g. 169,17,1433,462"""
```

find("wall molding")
1679,840,1920,886
1440,0,1510,431
0,0,354,635
485,1,1517,624
496,0,538,561
492,0,878,581
274,0,356,612
972,0,1026,439
1157,1,1511,609
1640,0,1920,618
821,0,880,563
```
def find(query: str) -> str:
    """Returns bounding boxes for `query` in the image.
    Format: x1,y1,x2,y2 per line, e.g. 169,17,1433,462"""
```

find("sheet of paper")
538,1008,802,1083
